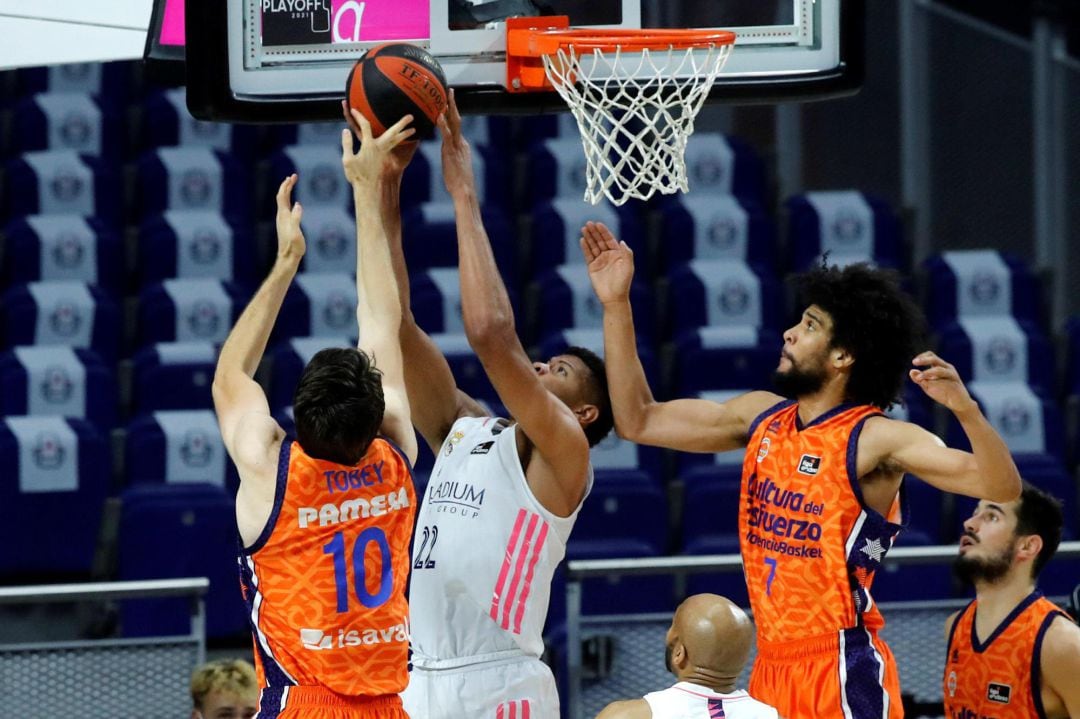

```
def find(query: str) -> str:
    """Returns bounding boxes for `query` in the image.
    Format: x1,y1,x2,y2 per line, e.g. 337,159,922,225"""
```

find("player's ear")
1017,534,1043,564
575,403,599,427
832,346,854,370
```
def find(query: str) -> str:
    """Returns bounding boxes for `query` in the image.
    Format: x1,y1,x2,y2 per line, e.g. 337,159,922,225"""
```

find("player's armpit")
228,411,285,481
213,371,273,459
1039,615,1080,717
624,391,782,453
595,698,652,719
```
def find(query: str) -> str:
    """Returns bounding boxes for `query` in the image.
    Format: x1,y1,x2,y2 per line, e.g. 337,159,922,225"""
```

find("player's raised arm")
580,221,779,452
343,103,486,455
211,175,301,468
858,352,1021,503
342,112,418,465
440,90,590,507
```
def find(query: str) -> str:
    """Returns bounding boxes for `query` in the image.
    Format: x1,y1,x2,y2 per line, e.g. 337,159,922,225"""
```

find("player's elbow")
613,406,648,443
464,310,515,350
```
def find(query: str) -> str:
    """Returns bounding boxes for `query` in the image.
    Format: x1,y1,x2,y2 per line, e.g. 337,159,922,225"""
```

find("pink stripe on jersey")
508,701,517,719
496,703,505,719
522,699,531,719
512,521,549,634
490,509,528,623
502,513,540,629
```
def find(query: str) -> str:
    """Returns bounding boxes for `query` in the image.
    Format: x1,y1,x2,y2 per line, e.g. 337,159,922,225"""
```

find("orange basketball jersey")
944,592,1067,718
238,437,416,702
739,401,903,644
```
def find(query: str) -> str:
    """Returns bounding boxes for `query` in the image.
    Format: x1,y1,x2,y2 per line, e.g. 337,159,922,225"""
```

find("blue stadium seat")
137,211,257,288
525,137,593,204
574,474,667,552
901,476,946,542
269,145,352,210
658,194,776,272
141,88,257,156
563,539,674,615
274,122,353,148
17,62,135,106
871,530,954,601
4,150,120,222
274,273,358,340
2,215,123,292
430,333,498,403
117,483,249,639
11,92,124,158
671,327,783,395
408,141,509,208
1066,316,1080,397
0,346,116,429
401,202,516,284
680,467,742,552
589,436,664,481
293,204,356,275
937,318,1055,397
948,383,1066,462
0,281,121,360
785,191,904,272
131,342,218,414
534,265,653,340
125,409,235,489
0,417,110,577
455,114,513,148
923,250,1042,331
138,279,245,347
683,133,767,202
529,199,644,273
268,336,353,411
411,268,520,336
666,260,784,336
136,147,250,219
681,533,748,607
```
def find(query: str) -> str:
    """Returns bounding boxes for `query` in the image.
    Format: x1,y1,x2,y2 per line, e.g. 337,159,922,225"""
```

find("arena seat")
682,133,767,203
273,273,358,340
411,141,509,208
268,144,352,210
534,265,653,340
290,204,355,275
785,191,904,271
937,318,1054,397
0,416,110,577
131,342,218,414
658,194,776,273
17,62,134,105
267,336,353,411
670,327,782,395
125,409,234,489
4,150,120,222
525,137,592,205
401,202,516,284
11,91,124,158
666,260,783,336
923,250,1042,330
137,279,244,346
136,210,257,288
0,346,116,429
947,382,1066,462
1,280,121,360
3,215,123,292
141,88,257,157
411,267,520,335
135,147,250,219
528,199,644,273
871,529,954,601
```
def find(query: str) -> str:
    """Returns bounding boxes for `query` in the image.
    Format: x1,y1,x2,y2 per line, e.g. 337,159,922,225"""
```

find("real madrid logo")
187,300,221,337
969,272,1001,305
309,166,340,202
831,211,864,244
52,234,85,269
33,432,66,469
49,301,82,337
60,112,92,148
719,281,750,316
999,401,1031,436
444,430,466,456
322,292,352,329
41,366,74,404
50,173,85,203
985,338,1016,374
179,169,212,206
707,217,738,250
189,229,222,265
316,225,348,261
693,158,724,186
180,429,213,467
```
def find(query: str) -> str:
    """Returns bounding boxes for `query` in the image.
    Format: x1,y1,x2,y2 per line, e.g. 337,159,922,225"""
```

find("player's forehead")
801,304,834,328
972,500,1016,520
550,354,588,375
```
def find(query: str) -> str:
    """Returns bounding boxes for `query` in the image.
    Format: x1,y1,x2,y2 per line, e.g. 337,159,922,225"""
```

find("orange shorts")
257,687,408,719
748,628,903,719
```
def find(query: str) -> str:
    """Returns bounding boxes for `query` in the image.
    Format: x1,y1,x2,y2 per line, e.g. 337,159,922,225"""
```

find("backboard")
186,0,862,122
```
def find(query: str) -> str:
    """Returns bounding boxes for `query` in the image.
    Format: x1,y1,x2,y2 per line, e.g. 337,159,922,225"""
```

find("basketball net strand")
542,42,733,206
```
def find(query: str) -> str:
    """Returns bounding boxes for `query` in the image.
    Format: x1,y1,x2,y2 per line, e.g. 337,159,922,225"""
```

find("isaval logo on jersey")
986,682,1011,704
797,454,821,475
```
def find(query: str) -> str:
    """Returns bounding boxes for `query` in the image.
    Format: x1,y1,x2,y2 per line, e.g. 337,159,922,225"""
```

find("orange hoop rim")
515,27,736,57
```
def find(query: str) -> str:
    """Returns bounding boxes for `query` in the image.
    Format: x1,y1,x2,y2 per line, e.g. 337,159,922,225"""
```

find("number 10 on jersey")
323,527,393,613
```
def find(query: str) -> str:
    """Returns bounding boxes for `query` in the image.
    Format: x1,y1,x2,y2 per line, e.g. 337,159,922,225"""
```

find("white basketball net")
542,42,734,206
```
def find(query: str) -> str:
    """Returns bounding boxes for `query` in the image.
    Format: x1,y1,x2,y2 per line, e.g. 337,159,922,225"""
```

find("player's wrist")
950,396,980,420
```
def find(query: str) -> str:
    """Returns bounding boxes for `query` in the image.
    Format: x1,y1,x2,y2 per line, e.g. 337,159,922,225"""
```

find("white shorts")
402,654,559,719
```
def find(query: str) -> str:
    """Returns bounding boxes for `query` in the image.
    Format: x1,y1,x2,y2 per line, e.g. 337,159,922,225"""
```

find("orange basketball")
345,42,448,139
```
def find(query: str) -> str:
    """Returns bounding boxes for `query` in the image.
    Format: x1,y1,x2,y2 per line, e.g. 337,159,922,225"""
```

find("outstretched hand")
580,221,634,304
275,174,305,262
437,89,476,199
341,108,416,188
341,101,418,178
910,351,977,414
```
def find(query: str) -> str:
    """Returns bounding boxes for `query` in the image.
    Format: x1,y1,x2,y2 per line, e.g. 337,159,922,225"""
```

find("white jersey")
643,682,780,719
408,415,591,666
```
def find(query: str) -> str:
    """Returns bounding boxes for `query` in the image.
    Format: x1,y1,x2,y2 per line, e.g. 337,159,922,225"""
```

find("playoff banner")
261,0,430,46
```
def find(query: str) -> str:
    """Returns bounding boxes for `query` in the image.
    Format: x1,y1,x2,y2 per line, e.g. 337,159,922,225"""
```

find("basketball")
345,42,449,139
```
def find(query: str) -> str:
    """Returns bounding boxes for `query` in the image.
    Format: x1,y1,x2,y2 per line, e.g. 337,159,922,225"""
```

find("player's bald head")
668,594,754,679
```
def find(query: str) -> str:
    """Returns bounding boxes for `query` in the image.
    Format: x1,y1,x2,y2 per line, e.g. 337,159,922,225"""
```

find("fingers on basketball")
383,114,416,146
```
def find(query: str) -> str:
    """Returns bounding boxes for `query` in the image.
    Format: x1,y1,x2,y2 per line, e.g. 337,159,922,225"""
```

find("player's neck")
974,572,1037,631
795,384,849,426
678,671,737,695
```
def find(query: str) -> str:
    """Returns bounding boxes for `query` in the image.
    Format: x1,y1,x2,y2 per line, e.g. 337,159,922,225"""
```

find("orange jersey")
944,592,1067,719
238,438,416,699
739,401,903,644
